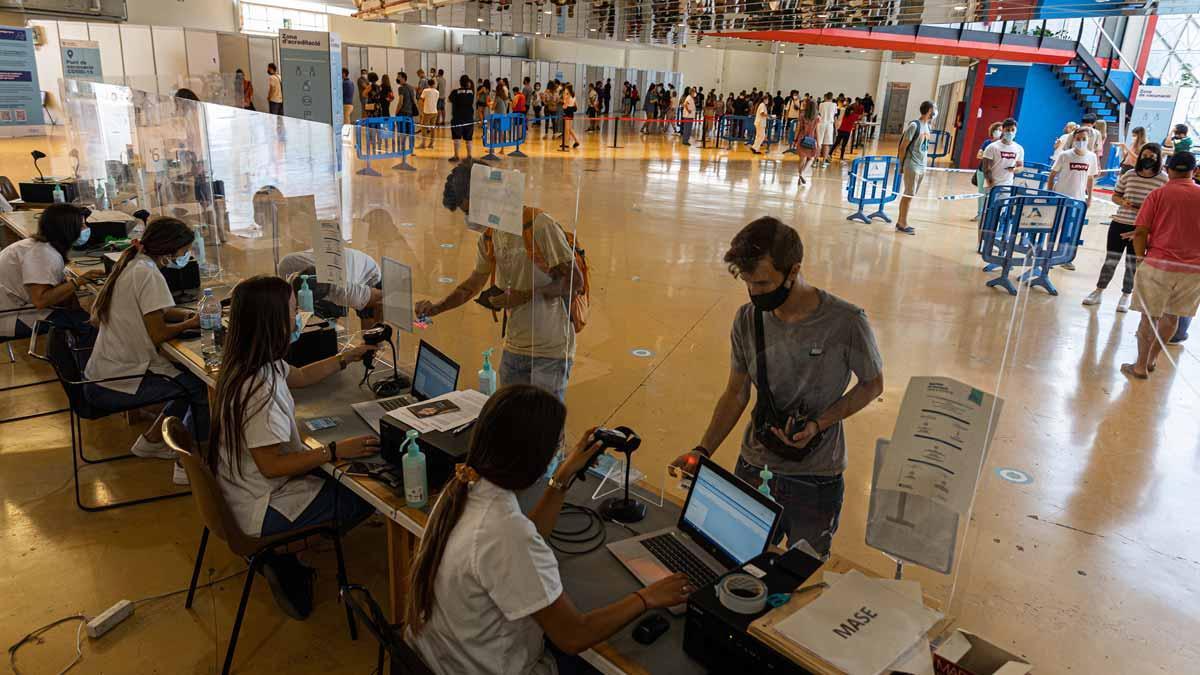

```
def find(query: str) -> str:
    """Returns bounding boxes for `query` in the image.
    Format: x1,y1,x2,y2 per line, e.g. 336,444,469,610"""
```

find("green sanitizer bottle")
401,430,428,509
297,275,314,313
758,464,774,501
478,347,497,396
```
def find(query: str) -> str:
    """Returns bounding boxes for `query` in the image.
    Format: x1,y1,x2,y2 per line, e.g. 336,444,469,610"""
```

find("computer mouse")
632,613,670,645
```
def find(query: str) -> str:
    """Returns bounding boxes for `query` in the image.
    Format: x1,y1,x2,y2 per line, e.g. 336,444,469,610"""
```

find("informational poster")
278,29,340,125
1129,86,1179,148
0,26,45,126
61,39,103,83
468,163,525,235
1019,202,1058,230
382,257,413,333
310,218,347,288
877,377,1002,516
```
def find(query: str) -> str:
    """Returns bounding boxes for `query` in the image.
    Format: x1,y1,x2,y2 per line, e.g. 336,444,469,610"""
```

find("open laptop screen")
680,461,779,566
411,341,459,401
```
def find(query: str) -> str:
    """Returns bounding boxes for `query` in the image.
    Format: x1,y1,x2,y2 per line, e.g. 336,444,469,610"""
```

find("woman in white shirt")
405,385,691,675
84,217,208,476
210,275,377,618
0,204,101,340
278,248,382,326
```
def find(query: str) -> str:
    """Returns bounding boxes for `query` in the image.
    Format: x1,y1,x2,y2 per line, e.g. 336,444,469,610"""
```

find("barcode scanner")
359,324,410,397
361,324,392,370
575,426,641,484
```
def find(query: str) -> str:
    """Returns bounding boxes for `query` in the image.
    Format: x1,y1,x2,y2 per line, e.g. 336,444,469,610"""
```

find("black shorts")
451,121,474,141
563,106,576,119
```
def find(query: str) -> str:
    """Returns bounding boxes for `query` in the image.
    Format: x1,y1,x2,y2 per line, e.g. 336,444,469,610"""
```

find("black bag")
751,310,824,456
970,170,978,187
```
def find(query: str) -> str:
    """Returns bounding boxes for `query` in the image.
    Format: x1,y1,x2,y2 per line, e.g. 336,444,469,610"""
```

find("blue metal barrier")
1024,161,1053,173
780,118,800,155
978,186,1087,295
482,113,528,161
928,129,953,164
846,155,902,223
1012,166,1051,191
718,115,752,148
354,116,415,175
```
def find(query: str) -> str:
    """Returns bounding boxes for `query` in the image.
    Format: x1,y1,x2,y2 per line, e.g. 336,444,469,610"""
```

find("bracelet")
634,589,648,612
691,445,711,458
328,441,338,462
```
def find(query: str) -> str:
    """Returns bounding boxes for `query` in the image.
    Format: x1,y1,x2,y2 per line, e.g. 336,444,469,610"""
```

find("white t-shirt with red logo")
1050,150,1098,201
982,140,1025,186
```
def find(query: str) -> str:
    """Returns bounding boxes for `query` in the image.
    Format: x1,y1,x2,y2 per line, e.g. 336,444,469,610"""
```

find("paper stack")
772,569,942,675
385,390,489,434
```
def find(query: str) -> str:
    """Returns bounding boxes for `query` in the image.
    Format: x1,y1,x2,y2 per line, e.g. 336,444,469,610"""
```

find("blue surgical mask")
166,251,191,269
73,227,91,247
1002,131,1016,143
290,313,304,344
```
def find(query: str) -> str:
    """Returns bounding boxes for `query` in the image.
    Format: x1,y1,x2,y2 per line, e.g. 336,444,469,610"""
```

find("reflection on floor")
3,122,1199,673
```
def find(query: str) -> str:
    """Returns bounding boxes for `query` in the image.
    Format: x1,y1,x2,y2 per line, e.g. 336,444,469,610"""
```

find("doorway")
881,82,911,135
966,86,1019,168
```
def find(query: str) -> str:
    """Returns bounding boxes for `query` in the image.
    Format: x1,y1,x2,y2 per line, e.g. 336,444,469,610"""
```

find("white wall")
393,24,448,52
626,46,674,71
675,47,724,91
329,14,395,46
719,50,771,92
534,37,625,68
126,0,237,33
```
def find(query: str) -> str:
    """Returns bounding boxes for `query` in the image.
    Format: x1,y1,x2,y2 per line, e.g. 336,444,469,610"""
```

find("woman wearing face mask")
1118,126,1147,174
1082,143,1168,311
0,203,101,342
207,275,377,618
84,217,209,480
971,122,1003,222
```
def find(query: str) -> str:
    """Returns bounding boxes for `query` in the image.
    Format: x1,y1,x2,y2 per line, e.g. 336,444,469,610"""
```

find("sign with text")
468,163,525,235
278,29,341,126
61,39,103,82
0,26,44,126
1129,86,1179,148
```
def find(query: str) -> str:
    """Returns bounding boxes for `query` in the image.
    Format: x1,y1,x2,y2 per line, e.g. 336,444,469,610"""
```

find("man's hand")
340,342,377,362
338,435,381,459
668,449,706,479
1119,230,1136,240
770,420,819,449
492,289,532,309
414,299,439,318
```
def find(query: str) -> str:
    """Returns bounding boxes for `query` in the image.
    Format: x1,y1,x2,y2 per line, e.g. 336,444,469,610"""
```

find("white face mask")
1073,140,1088,152
991,129,1002,140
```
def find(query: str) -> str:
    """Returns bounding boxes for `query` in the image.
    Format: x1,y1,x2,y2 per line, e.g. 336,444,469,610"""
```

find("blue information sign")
0,26,44,126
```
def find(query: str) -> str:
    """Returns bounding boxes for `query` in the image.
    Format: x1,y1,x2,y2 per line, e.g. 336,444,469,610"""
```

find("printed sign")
279,29,339,125
468,163,525,235
1129,86,1179,148
1020,203,1059,229
0,26,45,126
61,39,103,83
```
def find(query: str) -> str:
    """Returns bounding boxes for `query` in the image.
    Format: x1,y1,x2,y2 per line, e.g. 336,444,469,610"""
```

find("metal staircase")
1051,43,1129,126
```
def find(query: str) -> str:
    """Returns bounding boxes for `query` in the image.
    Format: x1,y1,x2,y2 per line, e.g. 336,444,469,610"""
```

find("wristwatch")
328,441,338,462
547,475,572,493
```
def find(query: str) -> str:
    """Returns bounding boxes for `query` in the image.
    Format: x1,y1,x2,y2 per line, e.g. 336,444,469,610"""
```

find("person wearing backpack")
415,160,585,401
894,100,937,236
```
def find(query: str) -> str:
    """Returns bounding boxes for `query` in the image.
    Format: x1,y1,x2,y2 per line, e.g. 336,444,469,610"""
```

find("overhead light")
544,9,552,14
590,28,597,32
477,17,483,22
953,4,967,8
817,13,828,18
859,49,867,52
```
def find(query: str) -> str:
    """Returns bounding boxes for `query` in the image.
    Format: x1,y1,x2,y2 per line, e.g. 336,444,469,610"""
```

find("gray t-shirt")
902,120,931,174
731,290,883,476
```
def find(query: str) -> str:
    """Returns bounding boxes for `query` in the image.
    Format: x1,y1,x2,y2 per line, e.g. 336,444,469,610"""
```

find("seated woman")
278,247,382,326
405,385,691,674
209,275,378,620
0,204,101,340
84,217,209,482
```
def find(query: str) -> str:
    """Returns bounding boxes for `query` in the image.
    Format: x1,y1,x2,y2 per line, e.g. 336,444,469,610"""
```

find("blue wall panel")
981,63,1087,164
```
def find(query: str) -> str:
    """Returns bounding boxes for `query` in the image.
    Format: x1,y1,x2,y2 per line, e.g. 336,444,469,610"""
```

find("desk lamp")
31,150,47,182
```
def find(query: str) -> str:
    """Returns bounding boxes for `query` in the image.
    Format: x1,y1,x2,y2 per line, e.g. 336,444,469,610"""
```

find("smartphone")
305,416,340,431
341,461,374,477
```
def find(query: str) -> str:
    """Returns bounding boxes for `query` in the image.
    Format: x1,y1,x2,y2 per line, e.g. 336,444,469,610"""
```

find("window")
240,1,329,37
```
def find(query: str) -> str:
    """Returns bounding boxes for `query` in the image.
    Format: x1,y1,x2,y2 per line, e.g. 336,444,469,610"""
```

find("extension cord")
85,599,133,639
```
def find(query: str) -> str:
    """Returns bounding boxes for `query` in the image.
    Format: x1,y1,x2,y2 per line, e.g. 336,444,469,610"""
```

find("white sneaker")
173,462,189,486
131,435,175,459
1082,289,1103,306
1116,294,1131,313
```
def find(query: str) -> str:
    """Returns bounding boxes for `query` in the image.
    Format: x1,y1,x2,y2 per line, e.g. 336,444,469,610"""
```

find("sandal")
1120,363,1149,380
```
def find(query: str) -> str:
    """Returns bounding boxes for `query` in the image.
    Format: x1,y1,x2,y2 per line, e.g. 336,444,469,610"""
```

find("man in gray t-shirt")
895,100,936,236
671,217,884,555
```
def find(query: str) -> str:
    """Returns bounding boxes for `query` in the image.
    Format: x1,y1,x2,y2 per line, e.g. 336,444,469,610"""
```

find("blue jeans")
499,350,573,401
84,367,210,442
681,120,693,144
1173,316,1191,343
734,456,844,557
14,307,95,345
261,478,375,537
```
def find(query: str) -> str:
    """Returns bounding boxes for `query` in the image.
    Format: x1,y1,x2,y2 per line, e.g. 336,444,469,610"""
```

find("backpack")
482,212,591,334
902,120,924,163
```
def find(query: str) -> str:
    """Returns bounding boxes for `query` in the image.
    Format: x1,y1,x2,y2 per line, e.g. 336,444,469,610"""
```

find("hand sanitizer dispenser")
478,347,497,396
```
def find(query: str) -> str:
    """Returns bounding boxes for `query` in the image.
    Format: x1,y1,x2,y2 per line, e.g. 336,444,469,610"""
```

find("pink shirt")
1137,178,1200,272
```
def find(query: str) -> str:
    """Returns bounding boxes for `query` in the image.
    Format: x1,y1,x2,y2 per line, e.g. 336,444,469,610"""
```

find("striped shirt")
1112,169,1168,225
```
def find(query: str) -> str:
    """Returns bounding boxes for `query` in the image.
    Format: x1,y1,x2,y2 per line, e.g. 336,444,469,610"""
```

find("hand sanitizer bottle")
401,430,428,509
478,347,497,396
52,184,65,204
758,464,774,501
297,275,314,313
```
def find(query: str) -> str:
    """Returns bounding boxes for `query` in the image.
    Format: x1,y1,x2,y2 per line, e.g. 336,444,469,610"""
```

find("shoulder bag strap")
753,309,778,413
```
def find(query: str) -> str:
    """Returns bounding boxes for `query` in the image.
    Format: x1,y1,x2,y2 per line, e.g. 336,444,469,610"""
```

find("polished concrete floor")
3,119,1199,673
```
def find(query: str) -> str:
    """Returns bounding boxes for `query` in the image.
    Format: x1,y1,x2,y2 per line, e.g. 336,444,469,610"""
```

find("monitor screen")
681,463,777,565
412,342,458,400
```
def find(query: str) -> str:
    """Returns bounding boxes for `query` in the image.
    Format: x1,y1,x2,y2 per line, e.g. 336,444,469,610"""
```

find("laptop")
607,456,783,614
351,340,461,433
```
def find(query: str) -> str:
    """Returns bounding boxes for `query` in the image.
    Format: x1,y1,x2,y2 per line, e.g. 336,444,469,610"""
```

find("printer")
379,414,470,494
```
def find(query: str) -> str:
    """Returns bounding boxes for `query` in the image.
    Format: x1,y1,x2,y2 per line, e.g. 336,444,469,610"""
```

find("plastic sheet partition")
978,187,1087,296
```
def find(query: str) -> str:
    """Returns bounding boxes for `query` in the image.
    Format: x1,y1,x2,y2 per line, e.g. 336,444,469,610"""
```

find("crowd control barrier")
1012,166,1051,191
846,155,902,223
718,115,751,148
780,118,800,154
354,116,415,175
928,130,953,164
482,113,528,161
978,185,1087,296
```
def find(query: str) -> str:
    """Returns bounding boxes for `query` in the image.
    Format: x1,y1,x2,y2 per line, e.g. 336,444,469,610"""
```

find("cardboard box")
933,629,1032,675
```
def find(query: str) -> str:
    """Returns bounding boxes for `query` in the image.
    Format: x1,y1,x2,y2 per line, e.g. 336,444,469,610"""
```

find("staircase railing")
1073,41,1129,111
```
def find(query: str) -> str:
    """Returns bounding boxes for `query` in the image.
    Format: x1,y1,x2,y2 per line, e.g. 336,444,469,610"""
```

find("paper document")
866,438,959,574
468,163,525,235
773,570,942,675
385,390,489,433
824,573,933,675
310,218,347,288
877,377,1003,515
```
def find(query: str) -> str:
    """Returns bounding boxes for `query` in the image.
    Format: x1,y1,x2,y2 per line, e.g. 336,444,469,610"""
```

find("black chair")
0,308,68,425
340,584,435,675
42,324,191,512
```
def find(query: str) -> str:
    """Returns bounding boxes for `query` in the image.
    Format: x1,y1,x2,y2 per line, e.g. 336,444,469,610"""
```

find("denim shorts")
498,350,573,401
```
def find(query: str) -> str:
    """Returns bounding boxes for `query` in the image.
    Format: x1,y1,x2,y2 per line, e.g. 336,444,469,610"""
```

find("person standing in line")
340,68,354,123
641,84,657,134
1164,123,1194,153
833,101,862,160
266,63,283,116
1167,163,1200,344
1052,121,1079,162
476,80,492,123
1078,114,1103,156
816,93,838,168
436,69,447,125
395,72,417,118
531,81,543,127
794,100,820,186
894,101,936,236
237,69,255,111
417,68,427,90
772,90,784,118
783,89,801,143
512,85,527,117
980,118,1025,190
448,75,476,163
586,83,599,133
1048,126,1099,269
562,83,579,149
356,68,369,104
750,93,770,154
376,74,394,117
669,217,884,556
1122,151,1200,379
972,122,1004,222
1083,143,1166,311
542,81,561,138
1118,126,1148,174
418,79,439,149
602,78,612,115
680,86,696,147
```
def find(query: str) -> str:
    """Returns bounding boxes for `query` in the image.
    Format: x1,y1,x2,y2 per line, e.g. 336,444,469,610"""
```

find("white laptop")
351,340,460,433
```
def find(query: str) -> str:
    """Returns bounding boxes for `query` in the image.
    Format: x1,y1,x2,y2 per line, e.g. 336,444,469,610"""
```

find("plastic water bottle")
198,288,223,369
401,430,428,509
51,184,65,204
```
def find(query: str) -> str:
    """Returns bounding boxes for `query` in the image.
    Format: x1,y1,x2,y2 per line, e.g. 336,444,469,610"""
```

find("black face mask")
1137,156,1161,173
750,278,792,312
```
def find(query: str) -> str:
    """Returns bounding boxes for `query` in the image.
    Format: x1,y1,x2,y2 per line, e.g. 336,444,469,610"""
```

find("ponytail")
403,472,471,632
91,217,195,325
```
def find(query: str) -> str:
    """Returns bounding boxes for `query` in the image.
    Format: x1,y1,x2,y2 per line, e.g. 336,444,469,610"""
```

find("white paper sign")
1019,202,1058,230
877,377,1002,515
309,218,347,288
773,570,942,675
382,256,413,333
824,572,934,675
468,163,525,235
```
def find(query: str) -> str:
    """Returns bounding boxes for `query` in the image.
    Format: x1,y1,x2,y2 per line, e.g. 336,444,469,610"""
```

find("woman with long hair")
640,84,657,134
83,217,208,481
0,204,101,341
1119,126,1147,174
562,83,579,149
405,385,690,674
377,74,395,117
209,275,377,618
794,99,821,185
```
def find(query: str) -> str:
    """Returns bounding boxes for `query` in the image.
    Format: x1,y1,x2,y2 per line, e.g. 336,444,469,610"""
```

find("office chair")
0,309,68,425
42,324,191,511
340,584,435,675
0,176,18,202
163,417,358,675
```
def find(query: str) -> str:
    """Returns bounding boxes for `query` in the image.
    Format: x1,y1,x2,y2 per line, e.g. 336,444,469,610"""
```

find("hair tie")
454,463,480,486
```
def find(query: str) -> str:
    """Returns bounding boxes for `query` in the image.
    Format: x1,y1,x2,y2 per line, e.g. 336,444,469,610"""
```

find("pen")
452,421,475,436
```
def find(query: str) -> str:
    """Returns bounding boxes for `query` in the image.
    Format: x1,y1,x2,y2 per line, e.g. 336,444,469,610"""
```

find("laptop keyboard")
641,533,719,589
380,395,416,411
